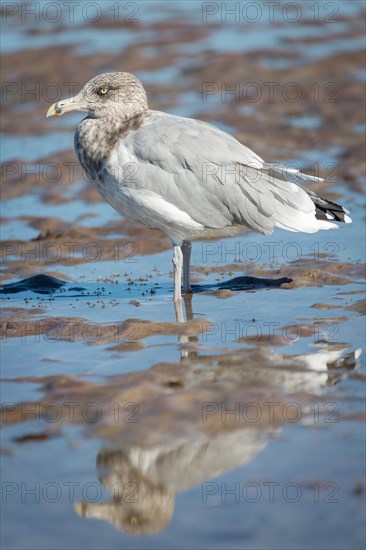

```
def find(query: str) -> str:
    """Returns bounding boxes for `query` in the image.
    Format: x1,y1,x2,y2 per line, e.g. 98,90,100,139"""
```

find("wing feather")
109,111,337,236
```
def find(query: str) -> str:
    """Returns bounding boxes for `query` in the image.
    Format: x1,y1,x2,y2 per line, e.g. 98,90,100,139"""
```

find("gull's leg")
182,240,192,294
174,299,185,324
183,292,199,361
172,245,183,304
183,292,193,321
174,292,193,325
179,294,196,360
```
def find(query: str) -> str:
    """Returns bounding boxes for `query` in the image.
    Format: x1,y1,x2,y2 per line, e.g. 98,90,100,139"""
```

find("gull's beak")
46,96,84,117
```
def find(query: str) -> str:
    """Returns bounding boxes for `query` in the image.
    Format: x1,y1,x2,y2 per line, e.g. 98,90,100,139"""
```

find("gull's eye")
97,86,109,96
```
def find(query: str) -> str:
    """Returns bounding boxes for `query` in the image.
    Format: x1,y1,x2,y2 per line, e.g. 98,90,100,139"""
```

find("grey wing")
116,112,336,235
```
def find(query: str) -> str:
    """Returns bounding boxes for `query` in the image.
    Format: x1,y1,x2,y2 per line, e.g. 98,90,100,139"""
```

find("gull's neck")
75,109,149,180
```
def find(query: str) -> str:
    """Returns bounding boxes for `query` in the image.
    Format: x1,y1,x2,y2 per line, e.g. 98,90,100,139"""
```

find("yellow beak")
46,96,84,117
46,103,62,117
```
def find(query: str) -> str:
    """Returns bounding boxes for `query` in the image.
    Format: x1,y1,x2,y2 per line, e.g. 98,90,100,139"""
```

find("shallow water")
1,1,365,549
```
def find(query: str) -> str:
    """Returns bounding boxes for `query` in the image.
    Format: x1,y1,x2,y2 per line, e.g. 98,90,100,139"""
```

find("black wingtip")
310,195,352,224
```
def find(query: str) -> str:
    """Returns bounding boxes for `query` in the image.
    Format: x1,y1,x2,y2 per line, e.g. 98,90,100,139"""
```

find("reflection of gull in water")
75,428,270,535
178,293,363,371
46,72,351,305
74,343,360,535
238,344,362,394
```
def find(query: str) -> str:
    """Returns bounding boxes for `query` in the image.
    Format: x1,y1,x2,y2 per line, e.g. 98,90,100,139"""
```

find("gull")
47,72,351,305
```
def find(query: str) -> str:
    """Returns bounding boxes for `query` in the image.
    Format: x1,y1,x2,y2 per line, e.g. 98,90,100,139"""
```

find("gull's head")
46,72,148,120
